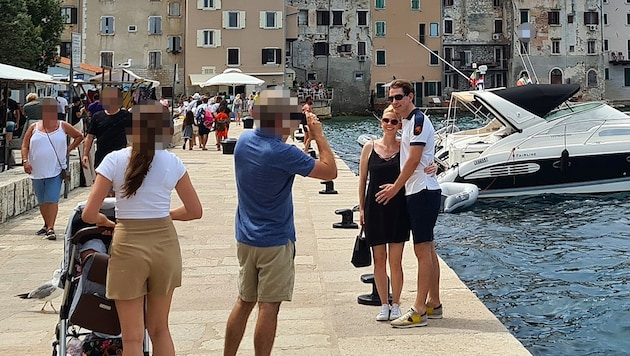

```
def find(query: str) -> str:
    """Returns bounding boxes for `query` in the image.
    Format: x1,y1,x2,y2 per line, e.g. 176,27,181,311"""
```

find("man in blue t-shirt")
225,87,337,356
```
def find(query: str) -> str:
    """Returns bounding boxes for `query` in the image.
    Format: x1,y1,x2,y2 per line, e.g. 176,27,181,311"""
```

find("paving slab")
0,124,530,355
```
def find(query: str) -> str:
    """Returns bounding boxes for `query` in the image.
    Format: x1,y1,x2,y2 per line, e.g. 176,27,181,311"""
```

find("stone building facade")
509,0,605,101
286,0,372,114
442,0,510,93
81,0,186,97
603,0,630,106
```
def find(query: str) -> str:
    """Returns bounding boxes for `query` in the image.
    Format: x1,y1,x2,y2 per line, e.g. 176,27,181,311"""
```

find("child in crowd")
214,112,229,150
182,111,194,150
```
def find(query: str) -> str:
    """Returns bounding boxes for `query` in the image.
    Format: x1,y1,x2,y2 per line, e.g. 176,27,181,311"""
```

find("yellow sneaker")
390,306,427,328
426,304,443,319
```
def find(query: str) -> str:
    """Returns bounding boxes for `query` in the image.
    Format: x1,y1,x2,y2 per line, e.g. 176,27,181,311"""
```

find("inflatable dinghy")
440,182,479,213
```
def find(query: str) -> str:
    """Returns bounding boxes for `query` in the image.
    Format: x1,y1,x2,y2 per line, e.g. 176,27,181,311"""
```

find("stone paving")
0,124,531,355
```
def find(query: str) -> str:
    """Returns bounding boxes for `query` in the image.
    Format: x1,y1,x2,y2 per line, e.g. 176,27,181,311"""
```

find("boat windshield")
542,103,630,134
544,102,628,122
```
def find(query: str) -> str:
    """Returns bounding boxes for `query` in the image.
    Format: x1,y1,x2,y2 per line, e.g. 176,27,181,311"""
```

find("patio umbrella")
199,68,264,93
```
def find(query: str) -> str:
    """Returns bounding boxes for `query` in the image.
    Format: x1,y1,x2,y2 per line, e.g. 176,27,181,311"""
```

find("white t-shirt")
400,109,441,194
96,147,186,219
195,103,209,116
56,96,69,114
209,102,221,114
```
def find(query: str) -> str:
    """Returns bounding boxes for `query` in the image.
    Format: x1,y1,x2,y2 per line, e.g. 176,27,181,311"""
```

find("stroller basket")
69,249,120,336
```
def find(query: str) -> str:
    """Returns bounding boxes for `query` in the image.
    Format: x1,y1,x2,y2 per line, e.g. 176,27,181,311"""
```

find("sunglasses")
381,118,399,125
387,94,407,102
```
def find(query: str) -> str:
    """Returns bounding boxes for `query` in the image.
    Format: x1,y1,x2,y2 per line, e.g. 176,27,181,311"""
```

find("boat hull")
440,152,630,197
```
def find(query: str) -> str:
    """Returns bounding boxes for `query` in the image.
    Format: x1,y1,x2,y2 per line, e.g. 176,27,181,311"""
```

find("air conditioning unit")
358,55,366,62
588,24,598,31
492,33,502,40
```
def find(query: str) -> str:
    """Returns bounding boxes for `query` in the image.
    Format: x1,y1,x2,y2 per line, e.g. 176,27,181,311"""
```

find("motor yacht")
436,84,630,197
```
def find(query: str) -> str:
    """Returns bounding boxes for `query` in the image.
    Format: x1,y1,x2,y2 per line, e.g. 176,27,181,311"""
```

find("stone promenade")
0,124,530,355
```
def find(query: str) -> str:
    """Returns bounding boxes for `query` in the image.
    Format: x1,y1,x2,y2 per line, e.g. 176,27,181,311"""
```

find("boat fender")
560,149,570,173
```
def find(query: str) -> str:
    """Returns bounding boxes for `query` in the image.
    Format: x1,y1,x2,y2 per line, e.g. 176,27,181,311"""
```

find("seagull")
118,58,132,68
16,269,63,313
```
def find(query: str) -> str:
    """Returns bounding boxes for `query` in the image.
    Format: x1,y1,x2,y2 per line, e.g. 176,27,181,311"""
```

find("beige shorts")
192,125,199,134
106,217,182,300
237,240,295,303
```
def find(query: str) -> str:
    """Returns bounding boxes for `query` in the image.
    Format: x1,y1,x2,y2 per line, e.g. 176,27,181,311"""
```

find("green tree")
0,0,63,72
26,0,64,72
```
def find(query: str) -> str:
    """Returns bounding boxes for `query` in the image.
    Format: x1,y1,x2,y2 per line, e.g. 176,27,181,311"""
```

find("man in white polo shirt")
375,79,443,328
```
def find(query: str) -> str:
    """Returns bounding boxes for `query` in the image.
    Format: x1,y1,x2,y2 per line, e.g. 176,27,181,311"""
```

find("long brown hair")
121,100,170,198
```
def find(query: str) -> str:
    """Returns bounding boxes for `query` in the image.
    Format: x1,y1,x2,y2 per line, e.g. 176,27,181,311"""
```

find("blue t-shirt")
234,129,315,247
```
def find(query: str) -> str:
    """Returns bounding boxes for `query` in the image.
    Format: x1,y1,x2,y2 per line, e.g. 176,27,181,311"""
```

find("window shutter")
215,30,221,47
276,11,283,29
197,0,203,9
261,49,265,64
215,0,221,9
240,11,246,28
71,8,78,24
275,48,282,64
222,11,229,28
260,11,266,28
101,17,107,33
197,30,204,47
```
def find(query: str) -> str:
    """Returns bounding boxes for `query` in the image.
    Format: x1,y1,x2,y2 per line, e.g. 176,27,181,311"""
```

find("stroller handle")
71,226,115,245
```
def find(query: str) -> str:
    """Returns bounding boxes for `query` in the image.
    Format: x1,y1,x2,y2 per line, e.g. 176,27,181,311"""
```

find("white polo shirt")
400,109,441,195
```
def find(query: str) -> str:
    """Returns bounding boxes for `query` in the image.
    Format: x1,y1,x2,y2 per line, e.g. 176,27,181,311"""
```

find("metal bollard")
357,273,392,306
319,181,338,194
332,208,358,228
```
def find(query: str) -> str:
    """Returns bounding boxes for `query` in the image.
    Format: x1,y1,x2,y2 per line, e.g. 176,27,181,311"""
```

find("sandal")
36,226,48,235
43,229,56,241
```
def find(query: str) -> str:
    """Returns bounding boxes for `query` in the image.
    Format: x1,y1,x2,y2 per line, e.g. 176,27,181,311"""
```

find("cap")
192,93,201,100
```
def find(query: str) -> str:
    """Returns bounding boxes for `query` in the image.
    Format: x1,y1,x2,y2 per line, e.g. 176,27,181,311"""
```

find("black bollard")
357,274,392,306
309,149,317,159
319,181,338,194
332,208,358,229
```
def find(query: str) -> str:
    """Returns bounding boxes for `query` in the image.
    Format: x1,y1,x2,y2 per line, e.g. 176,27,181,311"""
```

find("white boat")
436,84,630,198
356,133,379,146
293,127,305,142
440,182,479,213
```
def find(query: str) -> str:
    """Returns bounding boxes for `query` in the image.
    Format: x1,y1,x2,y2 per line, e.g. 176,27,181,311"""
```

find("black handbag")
351,227,371,268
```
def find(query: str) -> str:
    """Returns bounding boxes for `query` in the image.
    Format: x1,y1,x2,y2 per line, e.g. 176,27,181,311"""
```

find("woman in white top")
232,93,243,125
21,97,83,240
82,100,202,356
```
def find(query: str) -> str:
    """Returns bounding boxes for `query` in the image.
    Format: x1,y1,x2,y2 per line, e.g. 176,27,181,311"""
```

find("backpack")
194,107,205,126
203,109,214,128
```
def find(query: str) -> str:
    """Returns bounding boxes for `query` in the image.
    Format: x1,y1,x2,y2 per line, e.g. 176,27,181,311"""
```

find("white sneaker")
389,304,402,320
376,304,390,321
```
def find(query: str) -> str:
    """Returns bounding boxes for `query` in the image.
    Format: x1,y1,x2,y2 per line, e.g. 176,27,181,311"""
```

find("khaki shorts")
237,240,295,303
106,217,182,300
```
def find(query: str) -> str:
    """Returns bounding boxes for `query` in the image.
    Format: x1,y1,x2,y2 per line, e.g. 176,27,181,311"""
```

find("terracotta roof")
58,57,107,74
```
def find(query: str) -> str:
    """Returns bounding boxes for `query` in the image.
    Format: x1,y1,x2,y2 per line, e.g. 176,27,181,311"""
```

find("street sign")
71,32,81,68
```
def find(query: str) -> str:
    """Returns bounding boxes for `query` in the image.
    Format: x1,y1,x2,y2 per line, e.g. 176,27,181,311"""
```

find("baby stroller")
52,198,150,356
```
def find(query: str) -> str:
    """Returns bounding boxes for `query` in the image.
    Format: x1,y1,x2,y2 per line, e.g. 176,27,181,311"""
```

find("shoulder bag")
351,226,371,268
44,122,71,183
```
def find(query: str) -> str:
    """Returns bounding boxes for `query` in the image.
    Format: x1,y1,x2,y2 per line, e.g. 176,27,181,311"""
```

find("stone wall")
0,159,82,223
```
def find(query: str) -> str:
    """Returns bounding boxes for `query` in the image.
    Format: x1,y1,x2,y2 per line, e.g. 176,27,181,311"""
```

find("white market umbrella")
199,68,265,92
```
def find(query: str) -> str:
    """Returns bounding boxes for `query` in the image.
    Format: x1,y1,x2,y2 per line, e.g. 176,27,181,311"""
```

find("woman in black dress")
358,105,436,322
358,105,409,321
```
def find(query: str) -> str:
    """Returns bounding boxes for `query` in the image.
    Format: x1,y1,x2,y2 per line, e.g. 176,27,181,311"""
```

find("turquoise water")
323,116,630,356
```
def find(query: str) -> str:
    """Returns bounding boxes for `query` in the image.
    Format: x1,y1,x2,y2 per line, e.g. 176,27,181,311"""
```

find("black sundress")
363,145,410,246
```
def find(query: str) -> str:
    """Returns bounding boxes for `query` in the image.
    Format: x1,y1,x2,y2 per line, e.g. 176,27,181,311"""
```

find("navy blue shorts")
407,189,441,244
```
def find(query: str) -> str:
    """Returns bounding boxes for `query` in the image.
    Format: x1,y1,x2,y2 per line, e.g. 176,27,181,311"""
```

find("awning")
89,68,160,86
189,74,216,86
0,62,59,84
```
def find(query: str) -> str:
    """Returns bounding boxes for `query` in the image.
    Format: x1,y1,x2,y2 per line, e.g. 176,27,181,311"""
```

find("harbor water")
322,116,630,356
